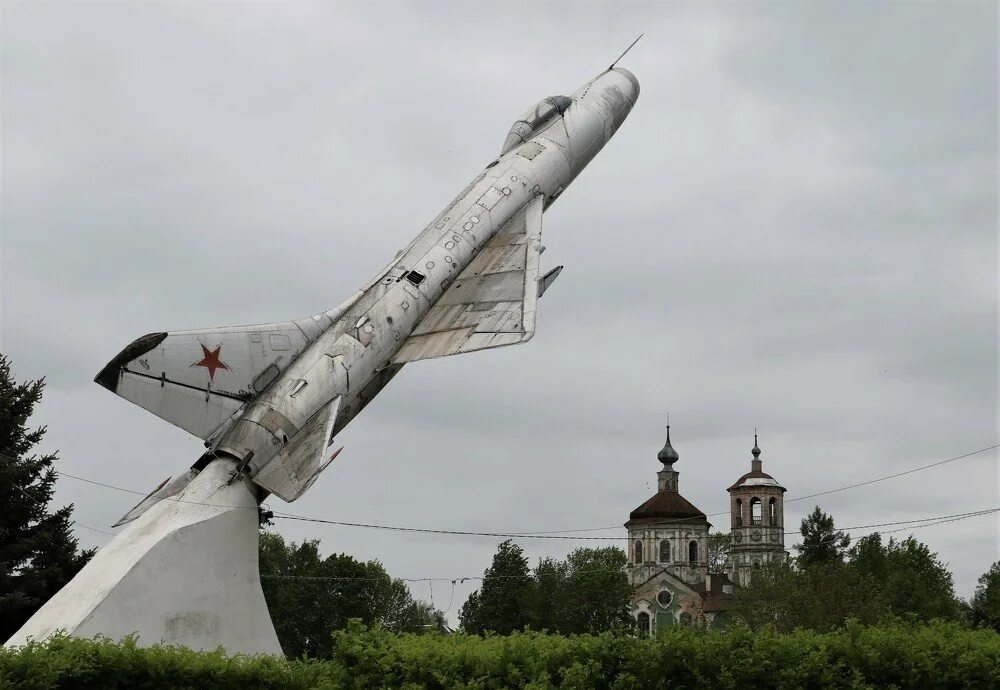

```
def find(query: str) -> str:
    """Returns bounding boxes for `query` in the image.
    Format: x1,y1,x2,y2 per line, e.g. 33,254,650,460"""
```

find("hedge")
2,619,998,689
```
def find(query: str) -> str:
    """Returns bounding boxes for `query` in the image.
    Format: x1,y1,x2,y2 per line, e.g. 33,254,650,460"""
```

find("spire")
751,429,762,472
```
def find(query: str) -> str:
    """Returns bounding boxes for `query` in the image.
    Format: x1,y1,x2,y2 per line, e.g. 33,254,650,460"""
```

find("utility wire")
782,506,1000,537
12,480,115,537
1,453,116,536
783,444,1000,505
442,580,457,616
274,506,1000,541
0,452,258,512
3,444,997,540
256,501,1000,585
508,443,1000,533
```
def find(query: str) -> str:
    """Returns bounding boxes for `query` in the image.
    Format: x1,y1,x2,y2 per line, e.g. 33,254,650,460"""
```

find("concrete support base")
4,458,282,656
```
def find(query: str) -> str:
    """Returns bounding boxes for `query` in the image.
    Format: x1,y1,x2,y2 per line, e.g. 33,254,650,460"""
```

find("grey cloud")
2,2,996,624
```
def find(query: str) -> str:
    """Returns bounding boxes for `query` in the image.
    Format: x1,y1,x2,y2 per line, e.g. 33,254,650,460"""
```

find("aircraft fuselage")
212,68,639,484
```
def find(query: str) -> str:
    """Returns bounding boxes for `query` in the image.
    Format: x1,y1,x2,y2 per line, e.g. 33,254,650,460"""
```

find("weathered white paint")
95,68,639,510
4,458,282,656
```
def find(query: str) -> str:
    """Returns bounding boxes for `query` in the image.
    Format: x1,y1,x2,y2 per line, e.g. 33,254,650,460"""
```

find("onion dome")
728,432,786,492
658,425,679,465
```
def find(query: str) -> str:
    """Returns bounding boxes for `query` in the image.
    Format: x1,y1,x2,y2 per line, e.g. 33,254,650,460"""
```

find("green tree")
259,532,441,658
556,547,631,634
708,532,731,575
466,543,631,635
850,533,959,621
796,506,850,567
732,559,886,632
970,561,1000,631
0,355,93,641
459,540,532,634
527,556,567,631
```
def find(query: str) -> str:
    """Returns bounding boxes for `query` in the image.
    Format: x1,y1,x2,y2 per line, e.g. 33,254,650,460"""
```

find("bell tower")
727,434,787,586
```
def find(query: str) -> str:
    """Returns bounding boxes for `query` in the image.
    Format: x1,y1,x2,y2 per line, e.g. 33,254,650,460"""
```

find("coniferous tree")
0,354,93,641
796,506,850,567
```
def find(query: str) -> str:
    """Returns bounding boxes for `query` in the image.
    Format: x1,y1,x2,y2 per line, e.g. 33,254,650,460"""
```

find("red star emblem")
191,344,230,381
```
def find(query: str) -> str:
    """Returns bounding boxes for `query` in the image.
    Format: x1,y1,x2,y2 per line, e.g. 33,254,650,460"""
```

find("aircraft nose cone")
611,67,640,103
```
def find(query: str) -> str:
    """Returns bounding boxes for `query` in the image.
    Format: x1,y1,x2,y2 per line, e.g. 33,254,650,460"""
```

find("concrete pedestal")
4,458,282,656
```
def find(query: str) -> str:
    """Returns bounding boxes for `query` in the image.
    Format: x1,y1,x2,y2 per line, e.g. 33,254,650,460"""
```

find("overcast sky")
2,2,997,625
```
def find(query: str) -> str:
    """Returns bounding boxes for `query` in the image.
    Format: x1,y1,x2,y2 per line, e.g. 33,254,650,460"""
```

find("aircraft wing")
94,322,313,441
393,195,560,364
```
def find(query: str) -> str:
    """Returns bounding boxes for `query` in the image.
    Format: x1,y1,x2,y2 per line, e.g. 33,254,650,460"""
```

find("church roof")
699,574,738,611
632,568,737,612
727,468,785,491
728,433,786,491
625,490,708,526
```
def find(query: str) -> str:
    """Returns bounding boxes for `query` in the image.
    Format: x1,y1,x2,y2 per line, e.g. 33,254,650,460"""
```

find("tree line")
732,505,968,631
458,542,632,635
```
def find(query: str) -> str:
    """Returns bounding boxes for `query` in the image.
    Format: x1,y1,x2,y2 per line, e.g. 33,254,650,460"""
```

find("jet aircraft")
97,64,640,522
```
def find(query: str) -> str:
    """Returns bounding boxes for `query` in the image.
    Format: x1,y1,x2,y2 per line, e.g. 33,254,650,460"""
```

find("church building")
625,425,787,633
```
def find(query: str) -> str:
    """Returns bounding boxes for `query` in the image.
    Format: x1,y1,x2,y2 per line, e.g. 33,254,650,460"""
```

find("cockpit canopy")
500,95,572,156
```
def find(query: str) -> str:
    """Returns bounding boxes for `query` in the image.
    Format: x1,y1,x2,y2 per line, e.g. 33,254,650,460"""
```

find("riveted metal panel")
476,187,504,210
517,141,546,160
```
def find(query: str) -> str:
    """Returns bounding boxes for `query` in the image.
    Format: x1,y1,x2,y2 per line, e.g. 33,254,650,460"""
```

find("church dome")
728,434,785,492
657,426,679,464
728,471,782,490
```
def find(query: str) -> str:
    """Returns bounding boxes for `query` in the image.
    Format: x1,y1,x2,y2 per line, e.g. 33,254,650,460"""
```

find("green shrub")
1,620,997,689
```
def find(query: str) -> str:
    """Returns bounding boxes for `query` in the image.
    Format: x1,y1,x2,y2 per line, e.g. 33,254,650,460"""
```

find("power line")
2,443,996,541
784,444,1000,505
255,504,1000,585
0,452,259,512
441,580,457,615
271,514,628,540
274,506,1000,541
260,568,629,584
1,453,116,537
782,506,1000,537
521,443,1000,532
12,480,115,537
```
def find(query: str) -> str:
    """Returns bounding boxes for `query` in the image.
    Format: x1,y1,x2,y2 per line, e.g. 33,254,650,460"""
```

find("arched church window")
769,498,778,526
636,612,650,637
634,540,643,564
679,611,692,626
659,539,671,562
750,498,762,525
734,498,743,527
688,540,698,564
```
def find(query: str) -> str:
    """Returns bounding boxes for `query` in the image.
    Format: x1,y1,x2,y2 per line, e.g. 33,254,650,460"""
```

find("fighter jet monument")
6,56,640,654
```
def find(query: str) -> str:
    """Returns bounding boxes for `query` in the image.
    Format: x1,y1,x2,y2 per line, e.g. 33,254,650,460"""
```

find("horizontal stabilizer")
112,469,198,527
538,265,563,297
93,306,357,440
252,396,343,502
